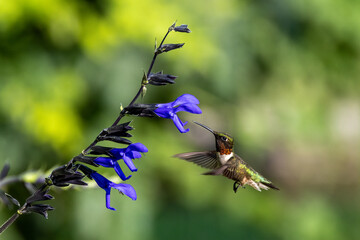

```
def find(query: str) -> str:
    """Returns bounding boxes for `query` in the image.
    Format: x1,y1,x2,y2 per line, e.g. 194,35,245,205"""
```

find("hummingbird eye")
221,136,228,141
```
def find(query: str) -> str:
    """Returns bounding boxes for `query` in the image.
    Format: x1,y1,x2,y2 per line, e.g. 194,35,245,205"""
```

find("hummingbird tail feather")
248,180,262,191
258,183,270,190
260,181,280,190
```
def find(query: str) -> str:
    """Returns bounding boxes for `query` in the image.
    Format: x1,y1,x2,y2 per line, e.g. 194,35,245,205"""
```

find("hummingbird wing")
173,151,221,169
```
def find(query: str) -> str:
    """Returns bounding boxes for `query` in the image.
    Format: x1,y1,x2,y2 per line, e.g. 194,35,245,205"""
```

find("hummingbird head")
194,122,234,155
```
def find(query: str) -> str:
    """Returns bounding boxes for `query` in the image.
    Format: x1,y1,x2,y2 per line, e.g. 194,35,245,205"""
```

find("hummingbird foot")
233,181,241,193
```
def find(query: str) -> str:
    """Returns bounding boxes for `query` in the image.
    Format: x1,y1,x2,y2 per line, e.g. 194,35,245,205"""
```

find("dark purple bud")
148,72,177,86
65,179,88,186
89,146,115,158
77,165,95,179
26,189,54,204
124,104,157,117
156,43,185,54
72,155,99,167
174,24,191,33
103,122,133,135
104,131,132,138
49,165,88,187
97,135,132,145
23,204,54,219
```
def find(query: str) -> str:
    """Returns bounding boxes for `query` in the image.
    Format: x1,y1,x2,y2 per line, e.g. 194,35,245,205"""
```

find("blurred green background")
1,0,360,239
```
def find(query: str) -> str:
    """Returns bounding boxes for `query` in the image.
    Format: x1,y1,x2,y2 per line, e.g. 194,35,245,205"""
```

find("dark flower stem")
0,212,21,234
0,203,27,234
82,28,172,155
146,30,170,77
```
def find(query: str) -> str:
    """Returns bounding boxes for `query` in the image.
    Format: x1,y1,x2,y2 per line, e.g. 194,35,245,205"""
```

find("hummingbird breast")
217,152,234,165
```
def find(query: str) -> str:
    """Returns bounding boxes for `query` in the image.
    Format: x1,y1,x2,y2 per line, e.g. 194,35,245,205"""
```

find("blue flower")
154,94,202,133
94,143,148,181
90,172,137,211
94,157,130,181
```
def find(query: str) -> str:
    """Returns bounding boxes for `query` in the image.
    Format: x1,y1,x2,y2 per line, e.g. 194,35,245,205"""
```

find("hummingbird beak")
193,121,215,134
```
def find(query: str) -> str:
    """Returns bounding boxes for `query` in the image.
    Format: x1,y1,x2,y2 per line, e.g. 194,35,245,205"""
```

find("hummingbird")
174,122,279,193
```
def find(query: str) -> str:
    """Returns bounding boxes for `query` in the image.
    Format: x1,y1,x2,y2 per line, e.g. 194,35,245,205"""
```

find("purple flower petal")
91,172,109,189
90,172,116,210
171,114,189,133
154,107,173,118
110,183,137,201
95,144,148,176
105,188,116,211
175,104,202,114
90,172,136,211
123,156,137,172
114,162,131,180
110,148,126,159
127,143,148,153
94,157,115,168
128,151,142,159
171,94,200,107
155,102,173,108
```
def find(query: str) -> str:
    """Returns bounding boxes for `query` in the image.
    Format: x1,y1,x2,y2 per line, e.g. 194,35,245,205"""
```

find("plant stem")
146,30,170,77
82,28,172,155
0,209,22,234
